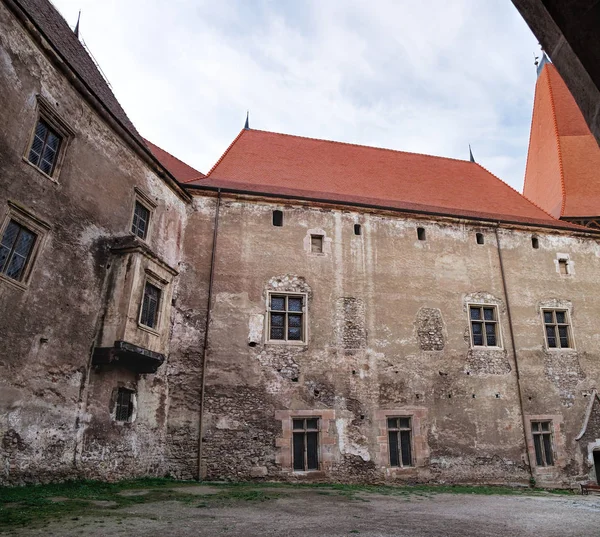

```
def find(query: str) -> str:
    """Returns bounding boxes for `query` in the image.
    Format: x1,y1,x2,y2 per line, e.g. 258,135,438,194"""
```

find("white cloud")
50,0,539,189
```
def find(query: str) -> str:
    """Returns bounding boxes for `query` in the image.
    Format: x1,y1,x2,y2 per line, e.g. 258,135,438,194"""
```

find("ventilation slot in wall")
272,210,283,227
417,227,426,241
532,237,539,249
354,224,362,236
476,233,484,245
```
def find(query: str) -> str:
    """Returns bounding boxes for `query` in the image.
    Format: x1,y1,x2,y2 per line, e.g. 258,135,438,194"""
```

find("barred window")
543,309,571,349
531,421,554,466
28,119,62,176
469,305,499,347
388,417,413,467
131,201,150,240
292,418,319,471
140,282,161,329
114,388,135,422
0,220,37,281
268,293,305,342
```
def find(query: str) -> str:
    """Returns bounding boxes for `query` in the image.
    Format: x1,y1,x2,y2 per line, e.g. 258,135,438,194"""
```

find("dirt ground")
5,485,600,537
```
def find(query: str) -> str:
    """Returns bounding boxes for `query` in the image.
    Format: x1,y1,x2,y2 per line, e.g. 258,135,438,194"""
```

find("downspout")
494,226,535,483
197,189,221,480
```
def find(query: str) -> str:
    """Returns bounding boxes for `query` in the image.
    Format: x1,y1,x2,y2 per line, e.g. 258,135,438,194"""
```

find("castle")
2,0,600,488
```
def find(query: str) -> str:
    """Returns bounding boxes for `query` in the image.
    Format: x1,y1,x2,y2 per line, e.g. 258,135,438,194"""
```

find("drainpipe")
197,189,221,480
494,226,535,483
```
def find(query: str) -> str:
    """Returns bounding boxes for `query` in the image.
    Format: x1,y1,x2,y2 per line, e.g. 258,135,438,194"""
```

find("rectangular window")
268,293,305,342
542,309,571,349
131,201,151,240
140,282,161,329
469,305,499,347
387,417,413,467
114,388,135,422
558,259,568,275
0,220,37,282
28,119,62,176
531,421,554,466
292,418,319,471
310,234,323,253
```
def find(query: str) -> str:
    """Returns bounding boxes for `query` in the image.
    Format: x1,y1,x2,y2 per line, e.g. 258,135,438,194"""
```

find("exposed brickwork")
416,308,445,351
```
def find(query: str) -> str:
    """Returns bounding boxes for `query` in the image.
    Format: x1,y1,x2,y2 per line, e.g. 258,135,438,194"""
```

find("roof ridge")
206,128,247,177
475,161,561,222
544,64,567,217
227,128,474,166
143,137,203,176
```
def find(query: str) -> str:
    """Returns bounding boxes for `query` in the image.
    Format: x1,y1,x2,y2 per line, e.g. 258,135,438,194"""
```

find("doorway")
594,450,600,484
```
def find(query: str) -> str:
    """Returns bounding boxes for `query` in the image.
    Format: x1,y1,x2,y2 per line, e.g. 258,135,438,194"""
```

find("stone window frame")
0,201,50,291
538,301,576,353
137,269,168,336
554,253,574,276
110,386,137,424
466,303,503,350
374,408,428,475
275,409,336,475
265,291,308,346
23,95,75,182
130,187,157,243
525,414,565,476
303,228,332,257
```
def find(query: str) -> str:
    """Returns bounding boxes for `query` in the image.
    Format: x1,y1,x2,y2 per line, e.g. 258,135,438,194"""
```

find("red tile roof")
144,139,204,182
523,63,600,218
188,129,571,227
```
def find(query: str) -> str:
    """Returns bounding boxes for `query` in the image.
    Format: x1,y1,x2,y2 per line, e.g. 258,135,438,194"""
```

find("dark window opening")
140,282,161,329
131,201,150,240
542,309,571,349
269,294,304,342
469,305,499,347
417,227,426,241
354,224,361,235
114,388,135,422
532,237,539,249
28,119,62,176
272,210,283,227
388,417,413,467
558,259,568,275
292,418,319,471
310,235,324,253
531,421,554,466
476,233,484,245
0,220,37,282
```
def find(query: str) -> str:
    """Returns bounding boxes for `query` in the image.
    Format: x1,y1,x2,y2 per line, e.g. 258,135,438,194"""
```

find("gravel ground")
7,487,600,537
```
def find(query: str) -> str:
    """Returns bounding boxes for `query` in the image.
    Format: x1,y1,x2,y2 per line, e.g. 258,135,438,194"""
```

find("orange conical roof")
523,61,600,218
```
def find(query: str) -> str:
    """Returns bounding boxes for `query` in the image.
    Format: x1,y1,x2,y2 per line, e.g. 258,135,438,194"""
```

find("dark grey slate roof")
15,0,143,144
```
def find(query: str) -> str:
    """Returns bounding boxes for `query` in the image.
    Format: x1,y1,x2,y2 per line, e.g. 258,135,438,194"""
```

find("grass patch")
0,478,575,531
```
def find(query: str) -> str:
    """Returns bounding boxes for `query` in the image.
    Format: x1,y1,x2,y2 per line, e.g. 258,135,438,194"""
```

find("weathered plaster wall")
0,3,188,483
191,197,558,485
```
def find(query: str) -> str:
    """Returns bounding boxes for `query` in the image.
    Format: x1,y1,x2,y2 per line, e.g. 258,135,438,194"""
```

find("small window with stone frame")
292,418,319,471
387,417,413,467
114,388,135,423
542,309,572,349
531,421,554,466
0,219,37,282
131,200,151,240
468,305,500,348
310,234,324,253
267,293,306,343
139,281,162,330
28,119,62,176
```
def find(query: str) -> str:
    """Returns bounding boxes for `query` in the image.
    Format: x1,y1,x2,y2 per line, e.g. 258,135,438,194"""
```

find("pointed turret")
523,59,600,224
74,10,81,37
244,111,249,130
469,145,475,163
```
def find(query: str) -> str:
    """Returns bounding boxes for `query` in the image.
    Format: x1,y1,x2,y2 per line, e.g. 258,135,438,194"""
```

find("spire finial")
536,49,550,77
74,10,81,37
244,110,249,130
469,144,475,163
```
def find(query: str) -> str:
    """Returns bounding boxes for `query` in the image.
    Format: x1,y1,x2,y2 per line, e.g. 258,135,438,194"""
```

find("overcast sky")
50,0,540,191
